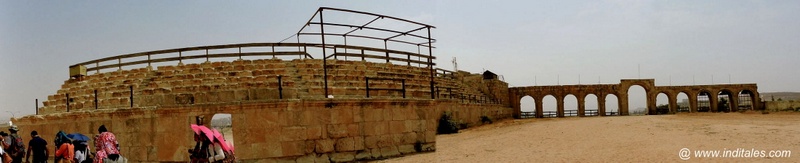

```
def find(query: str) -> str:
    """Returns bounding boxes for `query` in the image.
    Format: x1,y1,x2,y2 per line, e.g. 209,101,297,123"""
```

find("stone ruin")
13,7,512,162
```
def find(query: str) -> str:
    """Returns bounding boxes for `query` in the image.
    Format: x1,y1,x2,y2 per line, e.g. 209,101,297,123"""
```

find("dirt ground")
376,112,800,162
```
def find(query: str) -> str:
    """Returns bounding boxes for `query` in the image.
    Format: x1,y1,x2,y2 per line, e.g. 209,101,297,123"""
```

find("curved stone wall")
41,59,501,115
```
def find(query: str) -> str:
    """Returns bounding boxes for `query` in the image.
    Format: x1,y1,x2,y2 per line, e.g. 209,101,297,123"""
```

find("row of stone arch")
509,79,760,118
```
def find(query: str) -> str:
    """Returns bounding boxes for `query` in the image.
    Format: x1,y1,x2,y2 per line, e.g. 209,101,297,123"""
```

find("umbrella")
190,124,214,141
211,129,233,152
67,133,91,142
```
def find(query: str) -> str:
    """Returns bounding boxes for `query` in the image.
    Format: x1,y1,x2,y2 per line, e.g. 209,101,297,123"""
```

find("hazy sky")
2,1,799,120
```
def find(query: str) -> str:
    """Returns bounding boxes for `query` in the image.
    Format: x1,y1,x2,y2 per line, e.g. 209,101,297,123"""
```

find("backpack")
8,134,25,159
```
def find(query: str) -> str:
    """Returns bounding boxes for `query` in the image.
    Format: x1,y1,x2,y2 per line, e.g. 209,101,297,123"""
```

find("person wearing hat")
24,130,47,163
6,126,25,163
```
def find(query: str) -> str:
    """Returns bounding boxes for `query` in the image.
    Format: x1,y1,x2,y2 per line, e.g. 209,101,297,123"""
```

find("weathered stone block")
327,124,349,138
334,137,356,152
364,135,380,149
398,144,416,154
295,154,315,163
330,107,354,124
362,108,383,122
306,125,324,140
315,139,335,153
329,152,355,163
379,146,400,158
315,153,331,163
355,150,372,160
281,141,306,157
353,136,365,151
363,121,388,136
388,120,406,134
280,126,307,141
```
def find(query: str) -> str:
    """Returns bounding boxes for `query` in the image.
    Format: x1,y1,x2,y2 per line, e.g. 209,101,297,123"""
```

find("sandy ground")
376,112,800,162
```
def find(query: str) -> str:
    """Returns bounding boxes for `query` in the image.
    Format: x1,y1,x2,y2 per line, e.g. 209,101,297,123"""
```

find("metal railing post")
66,93,70,112
35,99,38,115
365,77,370,98
384,41,389,63
278,75,283,99
130,86,133,108
401,79,406,98
94,89,98,110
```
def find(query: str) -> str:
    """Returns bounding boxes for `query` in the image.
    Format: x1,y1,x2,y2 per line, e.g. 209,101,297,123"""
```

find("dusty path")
377,112,800,162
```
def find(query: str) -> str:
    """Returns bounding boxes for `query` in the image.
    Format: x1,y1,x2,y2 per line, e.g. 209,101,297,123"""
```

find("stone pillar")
556,95,564,118
688,92,698,112
730,92,740,112
647,92,657,115
577,95,586,117
535,96,544,118
668,93,678,113
618,93,629,116
751,91,761,110
710,93,719,112
512,94,521,119
598,95,606,116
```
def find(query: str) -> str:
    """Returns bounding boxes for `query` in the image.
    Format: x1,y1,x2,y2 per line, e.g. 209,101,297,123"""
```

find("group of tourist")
188,116,235,163
0,125,125,163
0,116,234,163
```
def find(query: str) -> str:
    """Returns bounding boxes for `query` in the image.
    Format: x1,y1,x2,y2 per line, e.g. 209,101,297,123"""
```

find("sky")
2,0,799,121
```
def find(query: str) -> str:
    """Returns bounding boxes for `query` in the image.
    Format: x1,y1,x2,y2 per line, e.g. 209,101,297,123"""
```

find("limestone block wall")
13,99,512,162
40,59,498,115
764,101,800,111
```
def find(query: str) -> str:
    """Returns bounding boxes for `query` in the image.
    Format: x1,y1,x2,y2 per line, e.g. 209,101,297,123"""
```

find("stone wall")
20,58,514,162
40,59,476,114
12,99,511,162
764,101,800,112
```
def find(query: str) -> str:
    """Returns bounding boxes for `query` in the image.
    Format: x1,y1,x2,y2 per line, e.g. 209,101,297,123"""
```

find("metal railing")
329,45,436,67
70,43,317,73
70,42,438,74
585,109,599,116
520,111,536,119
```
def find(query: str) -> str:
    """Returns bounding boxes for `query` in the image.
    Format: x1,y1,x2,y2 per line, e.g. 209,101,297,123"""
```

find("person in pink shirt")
93,125,120,163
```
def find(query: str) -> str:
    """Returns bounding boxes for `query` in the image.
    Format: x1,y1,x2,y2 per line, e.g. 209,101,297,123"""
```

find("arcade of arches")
510,79,760,118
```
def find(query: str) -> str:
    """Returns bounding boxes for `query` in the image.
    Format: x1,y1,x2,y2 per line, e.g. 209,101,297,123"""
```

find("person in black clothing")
25,131,47,163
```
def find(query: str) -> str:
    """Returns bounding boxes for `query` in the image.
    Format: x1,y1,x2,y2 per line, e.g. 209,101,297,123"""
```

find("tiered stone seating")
40,58,500,114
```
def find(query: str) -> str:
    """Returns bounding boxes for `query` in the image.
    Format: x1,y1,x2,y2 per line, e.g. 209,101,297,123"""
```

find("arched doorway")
564,94,578,117
698,91,712,112
718,90,734,112
605,94,619,116
543,95,557,118
520,95,535,118
627,85,647,115
738,90,755,110
210,113,234,150
676,92,690,112
656,93,670,114
585,94,599,116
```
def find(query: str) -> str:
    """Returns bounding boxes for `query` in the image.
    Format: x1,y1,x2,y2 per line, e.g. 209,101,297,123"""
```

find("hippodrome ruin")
12,8,760,162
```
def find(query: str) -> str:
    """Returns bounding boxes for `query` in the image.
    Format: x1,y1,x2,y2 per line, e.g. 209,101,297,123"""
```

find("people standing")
94,125,121,163
24,130,47,163
73,140,90,163
54,137,74,163
6,126,24,163
0,133,6,163
207,137,226,163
